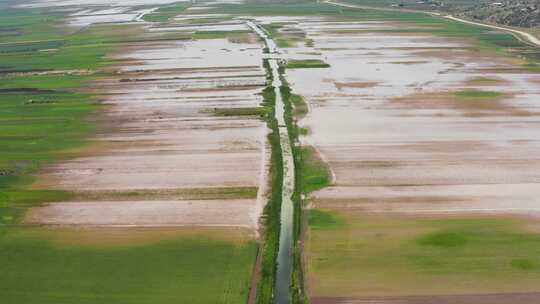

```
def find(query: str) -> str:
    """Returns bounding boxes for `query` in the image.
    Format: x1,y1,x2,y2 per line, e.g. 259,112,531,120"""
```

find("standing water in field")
247,20,295,304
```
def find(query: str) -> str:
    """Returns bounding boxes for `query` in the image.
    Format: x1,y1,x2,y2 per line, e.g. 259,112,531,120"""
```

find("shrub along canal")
248,21,296,304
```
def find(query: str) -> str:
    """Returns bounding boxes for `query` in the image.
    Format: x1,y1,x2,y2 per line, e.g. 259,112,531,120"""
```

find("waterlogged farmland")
1,1,262,303
266,4,540,304
2,0,540,303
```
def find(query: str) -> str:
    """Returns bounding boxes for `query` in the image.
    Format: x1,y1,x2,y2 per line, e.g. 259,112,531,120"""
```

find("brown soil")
311,293,540,304
24,199,258,228
334,81,379,90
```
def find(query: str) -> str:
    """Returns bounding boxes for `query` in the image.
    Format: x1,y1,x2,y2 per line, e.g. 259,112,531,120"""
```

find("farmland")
2,0,540,303
0,1,263,303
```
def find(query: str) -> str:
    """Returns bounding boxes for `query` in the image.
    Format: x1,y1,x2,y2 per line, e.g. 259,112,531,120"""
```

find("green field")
0,3,258,304
307,211,540,297
0,227,256,304
0,4,117,224
3,0,540,303
299,147,332,194
453,89,504,99
286,59,330,69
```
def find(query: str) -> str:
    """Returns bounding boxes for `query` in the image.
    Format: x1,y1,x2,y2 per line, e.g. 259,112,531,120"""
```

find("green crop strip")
66,187,259,201
298,147,332,194
191,30,251,40
213,107,270,117
286,59,330,69
0,227,257,304
453,89,504,99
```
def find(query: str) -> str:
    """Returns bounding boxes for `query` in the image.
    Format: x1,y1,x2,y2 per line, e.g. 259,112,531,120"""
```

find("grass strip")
0,6,125,225
216,0,540,69
213,107,270,118
286,59,330,69
66,187,259,201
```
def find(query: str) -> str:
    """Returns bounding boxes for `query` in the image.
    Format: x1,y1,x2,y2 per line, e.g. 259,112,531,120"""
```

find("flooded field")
5,0,540,303
29,18,268,230
265,14,540,304
2,3,267,303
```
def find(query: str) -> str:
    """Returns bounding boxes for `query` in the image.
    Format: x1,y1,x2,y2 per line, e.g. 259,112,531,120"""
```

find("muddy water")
266,16,540,300
248,20,295,304
30,12,269,230
18,0,188,28
279,19,540,214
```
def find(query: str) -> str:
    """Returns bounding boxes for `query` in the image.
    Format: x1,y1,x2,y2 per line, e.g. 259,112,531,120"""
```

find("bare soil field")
25,199,258,228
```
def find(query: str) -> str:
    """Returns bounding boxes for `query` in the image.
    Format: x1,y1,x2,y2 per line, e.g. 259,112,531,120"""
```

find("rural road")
325,0,540,48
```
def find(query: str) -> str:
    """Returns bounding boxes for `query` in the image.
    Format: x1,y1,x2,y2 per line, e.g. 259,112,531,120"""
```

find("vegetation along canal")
248,21,296,304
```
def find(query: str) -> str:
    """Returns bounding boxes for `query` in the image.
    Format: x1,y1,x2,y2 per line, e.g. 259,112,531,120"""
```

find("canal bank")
247,20,297,304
